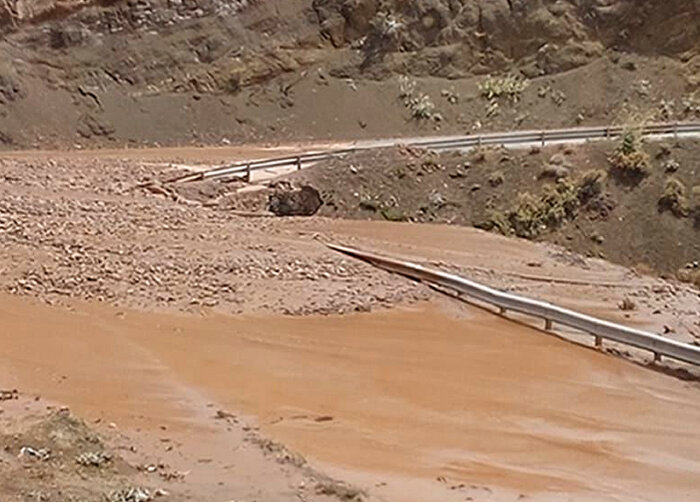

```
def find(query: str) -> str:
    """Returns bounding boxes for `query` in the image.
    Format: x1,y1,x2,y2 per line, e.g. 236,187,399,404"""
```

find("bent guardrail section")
327,243,700,367
169,121,700,184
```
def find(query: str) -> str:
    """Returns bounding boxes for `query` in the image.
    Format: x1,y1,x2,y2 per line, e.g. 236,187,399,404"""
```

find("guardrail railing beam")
166,121,700,184
327,243,700,368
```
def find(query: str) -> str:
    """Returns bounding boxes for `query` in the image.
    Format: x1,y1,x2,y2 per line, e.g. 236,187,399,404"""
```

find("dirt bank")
277,138,700,275
0,384,366,502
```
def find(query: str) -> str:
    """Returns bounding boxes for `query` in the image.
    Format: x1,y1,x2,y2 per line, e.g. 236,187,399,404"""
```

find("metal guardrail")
169,121,700,184
327,243,700,367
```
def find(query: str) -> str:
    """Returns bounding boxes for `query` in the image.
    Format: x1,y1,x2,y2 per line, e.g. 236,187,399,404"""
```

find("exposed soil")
0,386,370,502
1,146,699,343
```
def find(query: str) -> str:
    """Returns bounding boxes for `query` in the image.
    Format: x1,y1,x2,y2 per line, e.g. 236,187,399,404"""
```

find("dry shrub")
488,171,504,187
577,169,606,203
481,169,607,239
658,177,690,217
479,75,529,102
618,297,637,311
677,269,700,288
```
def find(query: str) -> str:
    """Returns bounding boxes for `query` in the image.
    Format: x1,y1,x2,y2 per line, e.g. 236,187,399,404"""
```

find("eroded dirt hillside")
0,0,699,148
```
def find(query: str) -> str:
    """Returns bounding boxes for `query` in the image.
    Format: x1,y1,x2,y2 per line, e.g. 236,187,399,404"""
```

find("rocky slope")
0,0,698,148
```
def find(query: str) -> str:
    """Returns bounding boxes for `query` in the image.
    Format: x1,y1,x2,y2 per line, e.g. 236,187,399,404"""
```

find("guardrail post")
296,156,302,171
245,164,251,183
499,306,507,315
540,131,545,148
654,352,662,364
673,123,678,140
595,335,603,349
477,136,482,147
545,319,553,331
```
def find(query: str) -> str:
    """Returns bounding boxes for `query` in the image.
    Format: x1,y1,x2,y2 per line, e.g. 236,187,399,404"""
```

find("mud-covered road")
2,293,700,502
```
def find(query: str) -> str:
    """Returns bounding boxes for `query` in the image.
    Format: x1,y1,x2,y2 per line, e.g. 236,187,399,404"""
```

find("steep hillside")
0,0,699,148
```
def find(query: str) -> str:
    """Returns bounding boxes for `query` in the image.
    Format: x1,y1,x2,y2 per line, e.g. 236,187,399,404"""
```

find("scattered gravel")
0,157,428,315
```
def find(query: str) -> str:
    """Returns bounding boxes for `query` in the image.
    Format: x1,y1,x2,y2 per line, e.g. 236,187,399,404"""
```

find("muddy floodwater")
1,294,699,501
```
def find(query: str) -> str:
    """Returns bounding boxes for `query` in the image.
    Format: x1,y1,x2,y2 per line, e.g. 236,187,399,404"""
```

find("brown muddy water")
1,294,699,501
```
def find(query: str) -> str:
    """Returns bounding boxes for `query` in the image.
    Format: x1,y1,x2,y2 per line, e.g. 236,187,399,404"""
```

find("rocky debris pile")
0,157,426,315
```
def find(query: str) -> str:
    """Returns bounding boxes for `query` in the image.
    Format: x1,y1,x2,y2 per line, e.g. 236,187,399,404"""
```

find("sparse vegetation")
398,76,441,121
381,207,408,222
663,159,680,173
359,198,380,212
479,75,529,102
551,89,567,106
658,177,690,217
108,486,163,502
577,169,607,202
481,170,607,239
410,94,439,120
315,480,366,502
223,70,242,94
692,186,700,228
681,93,700,117
508,181,581,238
76,451,112,467
607,128,650,182
398,75,416,99
441,88,459,104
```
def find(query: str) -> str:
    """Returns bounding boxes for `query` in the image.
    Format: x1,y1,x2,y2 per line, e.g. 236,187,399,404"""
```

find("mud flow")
2,294,700,501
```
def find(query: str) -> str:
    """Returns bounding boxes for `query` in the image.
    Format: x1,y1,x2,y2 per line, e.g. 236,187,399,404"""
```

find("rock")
540,163,570,179
429,191,445,207
664,159,680,173
268,184,323,217
548,153,569,166
0,130,13,144
77,114,115,139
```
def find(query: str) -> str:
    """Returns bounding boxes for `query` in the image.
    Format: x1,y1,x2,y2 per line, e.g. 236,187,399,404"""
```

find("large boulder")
268,184,323,217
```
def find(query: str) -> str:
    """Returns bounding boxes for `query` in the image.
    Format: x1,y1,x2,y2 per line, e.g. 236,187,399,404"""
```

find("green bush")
608,130,650,181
